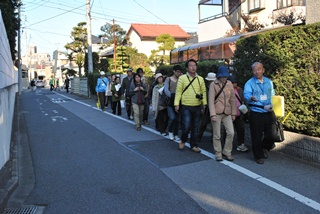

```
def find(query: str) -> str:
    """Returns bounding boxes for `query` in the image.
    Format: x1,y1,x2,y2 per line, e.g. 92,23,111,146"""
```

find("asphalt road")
4,88,320,214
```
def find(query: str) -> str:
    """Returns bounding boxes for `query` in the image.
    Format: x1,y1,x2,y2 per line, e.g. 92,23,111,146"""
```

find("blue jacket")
95,77,109,93
244,76,274,113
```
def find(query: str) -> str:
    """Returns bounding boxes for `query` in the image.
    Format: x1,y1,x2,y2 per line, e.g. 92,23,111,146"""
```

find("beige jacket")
208,79,236,116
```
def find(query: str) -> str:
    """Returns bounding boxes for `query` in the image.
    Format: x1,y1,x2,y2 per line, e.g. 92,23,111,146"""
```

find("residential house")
198,0,308,42
170,0,320,64
126,23,190,58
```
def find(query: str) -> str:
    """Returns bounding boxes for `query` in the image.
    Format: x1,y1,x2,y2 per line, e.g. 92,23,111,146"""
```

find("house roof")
127,23,190,40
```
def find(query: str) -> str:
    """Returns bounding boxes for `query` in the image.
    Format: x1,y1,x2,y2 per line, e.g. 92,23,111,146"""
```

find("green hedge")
233,23,320,137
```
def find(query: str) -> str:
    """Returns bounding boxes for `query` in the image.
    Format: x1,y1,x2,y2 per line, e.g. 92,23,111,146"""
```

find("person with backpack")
95,71,109,111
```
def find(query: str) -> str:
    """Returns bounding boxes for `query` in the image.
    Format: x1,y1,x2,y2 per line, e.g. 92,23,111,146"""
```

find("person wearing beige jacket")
208,65,237,161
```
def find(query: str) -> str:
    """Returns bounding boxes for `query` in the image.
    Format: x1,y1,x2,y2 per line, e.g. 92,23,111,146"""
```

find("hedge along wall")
233,23,320,137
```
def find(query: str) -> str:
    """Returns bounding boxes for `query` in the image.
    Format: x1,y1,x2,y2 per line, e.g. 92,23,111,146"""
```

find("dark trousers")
98,92,106,110
156,108,168,133
249,111,277,159
233,115,245,145
125,96,132,118
143,98,150,121
112,101,121,115
50,84,54,91
106,96,112,107
180,105,201,148
198,107,210,141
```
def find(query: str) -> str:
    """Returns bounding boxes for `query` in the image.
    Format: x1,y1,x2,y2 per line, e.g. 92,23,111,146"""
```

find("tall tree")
65,22,88,77
99,22,127,48
148,34,175,67
0,0,19,61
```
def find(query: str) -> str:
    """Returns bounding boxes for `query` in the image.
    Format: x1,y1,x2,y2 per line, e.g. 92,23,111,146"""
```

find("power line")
133,0,168,24
27,4,86,27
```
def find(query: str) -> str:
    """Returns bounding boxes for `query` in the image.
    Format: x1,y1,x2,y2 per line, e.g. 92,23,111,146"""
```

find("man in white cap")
95,71,109,111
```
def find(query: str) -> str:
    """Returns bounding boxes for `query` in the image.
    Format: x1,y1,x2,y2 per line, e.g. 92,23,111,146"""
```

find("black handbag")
274,120,285,142
160,92,170,107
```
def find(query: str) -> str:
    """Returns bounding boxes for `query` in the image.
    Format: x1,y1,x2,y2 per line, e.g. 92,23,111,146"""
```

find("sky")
21,0,222,57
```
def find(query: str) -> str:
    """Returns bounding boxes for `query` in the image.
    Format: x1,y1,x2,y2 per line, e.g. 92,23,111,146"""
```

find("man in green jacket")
174,59,207,153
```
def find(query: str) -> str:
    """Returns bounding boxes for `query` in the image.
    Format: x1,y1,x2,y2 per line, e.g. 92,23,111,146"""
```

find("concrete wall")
0,10,18,169
70,77,88,97
274,131,320,164
306,0,320,24
198,17,232,42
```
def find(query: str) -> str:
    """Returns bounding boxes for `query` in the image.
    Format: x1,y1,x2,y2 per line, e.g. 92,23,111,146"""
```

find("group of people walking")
95,60,278,164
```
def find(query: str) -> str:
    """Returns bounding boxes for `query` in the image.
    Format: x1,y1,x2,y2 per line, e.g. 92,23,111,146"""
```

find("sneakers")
168,132,174,140
136,126,141,131
174,135,180,141
191,147,201,153
237,144,248,152
179,141,185,150
161,132,168,136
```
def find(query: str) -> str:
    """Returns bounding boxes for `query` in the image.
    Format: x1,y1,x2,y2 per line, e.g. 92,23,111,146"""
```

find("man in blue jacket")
244,62,276,164
96,71,109,111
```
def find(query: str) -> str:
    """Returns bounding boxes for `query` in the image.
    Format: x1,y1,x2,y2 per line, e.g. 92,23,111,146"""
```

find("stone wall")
274,131,320,164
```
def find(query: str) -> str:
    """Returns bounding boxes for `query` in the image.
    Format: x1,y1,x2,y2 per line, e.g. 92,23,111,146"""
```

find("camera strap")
186,76,201,96
182,76,197,95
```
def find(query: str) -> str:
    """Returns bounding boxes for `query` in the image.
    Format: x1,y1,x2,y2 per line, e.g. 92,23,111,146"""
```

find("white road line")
56,92,320,212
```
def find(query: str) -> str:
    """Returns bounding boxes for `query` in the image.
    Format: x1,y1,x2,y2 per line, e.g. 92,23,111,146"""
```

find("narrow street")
5,88,320,214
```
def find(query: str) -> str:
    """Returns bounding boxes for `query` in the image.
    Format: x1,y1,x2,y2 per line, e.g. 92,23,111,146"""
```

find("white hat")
205,72,216,81
155,73,163,80
100,71,105,75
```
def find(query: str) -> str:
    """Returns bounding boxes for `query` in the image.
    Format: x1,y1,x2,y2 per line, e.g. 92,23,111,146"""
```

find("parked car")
35,80,44,87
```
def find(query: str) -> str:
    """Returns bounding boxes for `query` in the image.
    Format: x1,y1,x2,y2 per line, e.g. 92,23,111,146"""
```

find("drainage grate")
5,206,37,214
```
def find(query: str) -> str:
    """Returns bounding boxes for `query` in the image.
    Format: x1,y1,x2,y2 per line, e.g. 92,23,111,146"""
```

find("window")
277,0,305,9
248,0,264,11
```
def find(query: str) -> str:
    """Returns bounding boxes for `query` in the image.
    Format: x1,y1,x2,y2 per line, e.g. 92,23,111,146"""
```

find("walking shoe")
168,132,174,140
179,141,185,150
136,126,141,131
215,153,223,161
143,120,149,125
191,147,201,153
161,132,168,136
237,144,248,152
174,135,180,141
222,153,234,161
255,159,264,164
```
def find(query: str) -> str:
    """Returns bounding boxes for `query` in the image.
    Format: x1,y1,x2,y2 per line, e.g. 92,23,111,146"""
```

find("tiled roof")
128,23,190,40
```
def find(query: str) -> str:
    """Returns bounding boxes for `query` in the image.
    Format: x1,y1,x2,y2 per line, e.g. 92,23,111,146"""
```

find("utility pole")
113,19,117,72
18,0,22,96
86,0,93,97
86,0,93,74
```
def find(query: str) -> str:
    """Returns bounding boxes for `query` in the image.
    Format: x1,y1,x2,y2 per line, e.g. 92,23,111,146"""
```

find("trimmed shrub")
233,23,320,137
